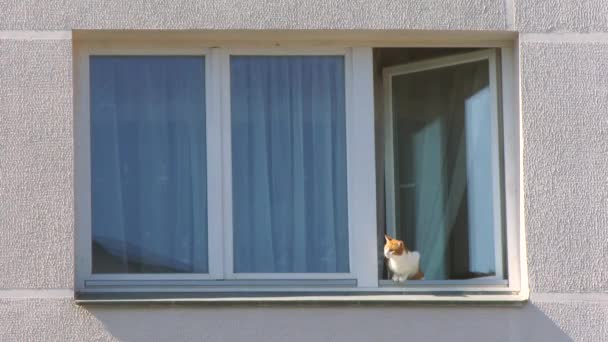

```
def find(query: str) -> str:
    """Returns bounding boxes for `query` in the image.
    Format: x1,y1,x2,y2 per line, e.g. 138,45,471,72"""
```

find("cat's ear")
398,240,407,252
384,234,392,242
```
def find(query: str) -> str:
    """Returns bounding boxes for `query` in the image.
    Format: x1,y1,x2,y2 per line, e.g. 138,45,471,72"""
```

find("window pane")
390,59,500,280
90,56,207,273
231,56,349,273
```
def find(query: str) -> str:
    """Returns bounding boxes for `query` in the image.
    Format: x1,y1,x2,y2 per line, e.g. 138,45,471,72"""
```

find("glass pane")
231,56,349,273
390,59,500,280
90,56,207,273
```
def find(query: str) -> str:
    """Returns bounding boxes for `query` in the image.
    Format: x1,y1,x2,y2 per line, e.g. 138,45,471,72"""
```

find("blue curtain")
231,56,349,273
90,56,208,273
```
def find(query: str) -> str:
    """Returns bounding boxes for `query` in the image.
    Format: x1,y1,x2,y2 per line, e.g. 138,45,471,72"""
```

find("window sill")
75,291,529,306
76,278,527,305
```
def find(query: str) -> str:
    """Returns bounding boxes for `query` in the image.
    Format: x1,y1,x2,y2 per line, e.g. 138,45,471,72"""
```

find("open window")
378,49,507,286
74,43,523,301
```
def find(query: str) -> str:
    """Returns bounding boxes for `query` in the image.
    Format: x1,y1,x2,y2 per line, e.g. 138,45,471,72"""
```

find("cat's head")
384,234,408,258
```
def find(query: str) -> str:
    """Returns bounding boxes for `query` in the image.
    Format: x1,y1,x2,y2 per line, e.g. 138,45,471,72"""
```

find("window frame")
74,42,524,300
381,49,505,285
74,45,218,289
75,44,378,290
219,48,358,281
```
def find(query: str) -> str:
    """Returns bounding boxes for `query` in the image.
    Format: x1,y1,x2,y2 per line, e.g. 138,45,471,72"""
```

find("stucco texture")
2,0,608,340
0,39,74,288
516,0,608,33
521,40,608,293
0,0,508,31
0,299,605,342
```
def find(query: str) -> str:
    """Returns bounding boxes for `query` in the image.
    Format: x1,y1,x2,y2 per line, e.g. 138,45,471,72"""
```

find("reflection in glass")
90,56,207,273
390,59,499,280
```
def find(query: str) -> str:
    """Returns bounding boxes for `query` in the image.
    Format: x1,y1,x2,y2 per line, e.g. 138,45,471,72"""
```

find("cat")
384,234,424,283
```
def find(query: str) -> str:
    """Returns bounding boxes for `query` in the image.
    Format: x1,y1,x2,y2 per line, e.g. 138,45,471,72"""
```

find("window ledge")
75,291,529,306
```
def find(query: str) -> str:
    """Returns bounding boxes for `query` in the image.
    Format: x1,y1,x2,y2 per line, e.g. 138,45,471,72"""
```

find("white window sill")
76,278,528,305
75,291,529,305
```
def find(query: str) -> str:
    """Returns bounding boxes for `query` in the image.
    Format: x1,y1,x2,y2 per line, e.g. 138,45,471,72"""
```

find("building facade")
1,1,607,341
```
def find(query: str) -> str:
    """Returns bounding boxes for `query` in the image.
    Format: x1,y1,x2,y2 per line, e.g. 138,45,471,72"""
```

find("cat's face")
384,234,407,258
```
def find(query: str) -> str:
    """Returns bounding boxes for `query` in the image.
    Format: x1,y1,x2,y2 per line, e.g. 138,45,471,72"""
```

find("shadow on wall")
82,303,575,342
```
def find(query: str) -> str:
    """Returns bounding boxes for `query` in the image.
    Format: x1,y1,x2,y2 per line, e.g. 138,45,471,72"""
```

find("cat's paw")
397,276,407,283
392,275,399,282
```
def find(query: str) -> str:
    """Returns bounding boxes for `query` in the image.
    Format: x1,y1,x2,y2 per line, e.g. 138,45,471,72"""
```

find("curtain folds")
90,56,208,273
393,59,496,279
231,56,349,273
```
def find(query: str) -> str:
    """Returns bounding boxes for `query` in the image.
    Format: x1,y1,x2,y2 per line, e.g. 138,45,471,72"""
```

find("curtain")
90,56,207,273
231,56,349,273
393,58,496,279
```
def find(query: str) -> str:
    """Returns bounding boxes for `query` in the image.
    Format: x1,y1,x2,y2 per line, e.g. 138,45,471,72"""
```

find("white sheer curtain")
464,86,496,275
231,56,349,273
90,56,207,273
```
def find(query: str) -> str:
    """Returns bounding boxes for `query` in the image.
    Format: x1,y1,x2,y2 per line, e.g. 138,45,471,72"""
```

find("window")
89,56,208,274
75,44,523,300
380,49,506,284
230,56,349,275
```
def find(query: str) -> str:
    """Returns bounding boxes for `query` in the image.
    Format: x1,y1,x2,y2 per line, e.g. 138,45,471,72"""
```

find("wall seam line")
0,30,72,40
521,32,608,43
504,0,515,30
530,292,608,303
0,289,73,299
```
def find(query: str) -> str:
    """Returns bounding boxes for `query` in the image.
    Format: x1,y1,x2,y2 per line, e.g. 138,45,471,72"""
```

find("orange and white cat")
384,234,424,282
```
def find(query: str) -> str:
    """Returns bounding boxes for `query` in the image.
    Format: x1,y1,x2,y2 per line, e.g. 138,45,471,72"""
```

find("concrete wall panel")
521,39,608,293
0,0,509,31
0,39,73,288
0,298,605,342
517,0,608,33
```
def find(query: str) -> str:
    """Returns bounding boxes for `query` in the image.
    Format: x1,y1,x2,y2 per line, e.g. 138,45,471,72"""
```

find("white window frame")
74,42,525,300
218,48,367,281
74,45,217,288
75,44,378,291
382,49,505,285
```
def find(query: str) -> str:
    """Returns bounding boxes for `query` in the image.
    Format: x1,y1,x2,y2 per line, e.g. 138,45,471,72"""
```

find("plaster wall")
1,1,607,340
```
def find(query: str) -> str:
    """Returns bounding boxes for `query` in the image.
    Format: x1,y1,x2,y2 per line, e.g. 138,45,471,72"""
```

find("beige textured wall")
1,0,607,341
0,299,606,341
0,0,508,30
0,39,74,288
521,39,608,293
